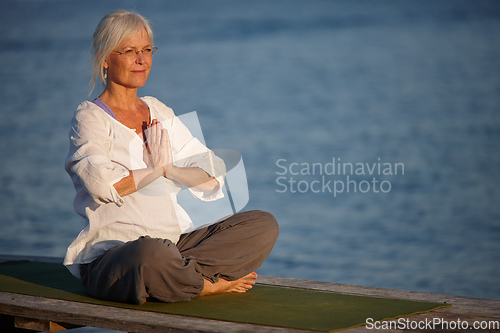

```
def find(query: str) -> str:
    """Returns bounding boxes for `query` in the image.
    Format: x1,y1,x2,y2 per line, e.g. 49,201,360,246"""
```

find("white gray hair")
90,10,154,93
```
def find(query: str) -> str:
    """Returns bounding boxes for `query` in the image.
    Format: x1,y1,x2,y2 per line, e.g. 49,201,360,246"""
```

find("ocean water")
1,0,499,321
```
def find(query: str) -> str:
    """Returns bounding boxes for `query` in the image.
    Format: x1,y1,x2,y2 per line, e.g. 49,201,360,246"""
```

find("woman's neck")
98,85,151,137
99,84,140,112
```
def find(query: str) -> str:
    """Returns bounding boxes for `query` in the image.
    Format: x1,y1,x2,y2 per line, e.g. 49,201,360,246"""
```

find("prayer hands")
143,119,172,176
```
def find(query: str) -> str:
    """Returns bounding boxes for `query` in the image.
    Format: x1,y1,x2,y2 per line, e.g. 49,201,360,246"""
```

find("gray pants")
80,210,279,304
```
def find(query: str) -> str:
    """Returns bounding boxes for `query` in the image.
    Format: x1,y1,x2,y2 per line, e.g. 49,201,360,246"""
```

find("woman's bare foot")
199,272,258,296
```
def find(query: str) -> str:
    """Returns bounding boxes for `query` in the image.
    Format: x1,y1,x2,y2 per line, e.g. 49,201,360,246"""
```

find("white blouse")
63,96,225,278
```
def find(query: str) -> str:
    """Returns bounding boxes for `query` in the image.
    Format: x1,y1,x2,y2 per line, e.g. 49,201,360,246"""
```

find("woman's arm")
113,120,219,197
165,165,219,192
113,168,163,197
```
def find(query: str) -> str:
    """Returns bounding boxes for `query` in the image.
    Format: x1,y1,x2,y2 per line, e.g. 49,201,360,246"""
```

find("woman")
64,10,278,305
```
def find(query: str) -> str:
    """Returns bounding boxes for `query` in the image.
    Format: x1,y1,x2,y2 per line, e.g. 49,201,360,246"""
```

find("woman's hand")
143,119,218,192
114,120,170,197
115,118,218,196
143,119,171,174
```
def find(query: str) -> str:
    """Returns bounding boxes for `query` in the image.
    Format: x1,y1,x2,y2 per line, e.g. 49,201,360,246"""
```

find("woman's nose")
136,52,146,64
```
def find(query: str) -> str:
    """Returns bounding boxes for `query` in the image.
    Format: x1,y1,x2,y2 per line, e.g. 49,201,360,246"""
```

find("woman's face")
104,28,153,90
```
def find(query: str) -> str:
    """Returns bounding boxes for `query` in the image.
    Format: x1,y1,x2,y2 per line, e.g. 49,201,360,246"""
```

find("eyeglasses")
112,46,158,58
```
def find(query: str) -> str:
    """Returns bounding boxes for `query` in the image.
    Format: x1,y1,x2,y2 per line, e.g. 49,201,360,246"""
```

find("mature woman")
64,10,278,305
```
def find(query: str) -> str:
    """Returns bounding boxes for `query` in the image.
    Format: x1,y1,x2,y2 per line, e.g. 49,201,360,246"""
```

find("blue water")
1,0,500,312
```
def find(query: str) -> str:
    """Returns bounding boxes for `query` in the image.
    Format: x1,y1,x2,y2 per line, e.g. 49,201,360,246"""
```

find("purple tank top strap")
92,98,117,120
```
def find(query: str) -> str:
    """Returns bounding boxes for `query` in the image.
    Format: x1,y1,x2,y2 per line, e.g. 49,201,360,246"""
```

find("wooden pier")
0,255,499,332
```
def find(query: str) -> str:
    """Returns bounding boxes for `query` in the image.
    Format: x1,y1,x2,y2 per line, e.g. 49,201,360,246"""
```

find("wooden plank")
258,275,493,306
0,292,305,333
258,276,500,332
1,255,499,332
14,316,78,332
0,314,34,333
258,275,500,315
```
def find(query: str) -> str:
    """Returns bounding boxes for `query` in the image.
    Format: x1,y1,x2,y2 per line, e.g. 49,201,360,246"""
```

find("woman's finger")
147,121,162,147
162,128,173,165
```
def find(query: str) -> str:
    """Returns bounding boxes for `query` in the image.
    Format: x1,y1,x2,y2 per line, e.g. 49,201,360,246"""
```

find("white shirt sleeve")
65,102,129,206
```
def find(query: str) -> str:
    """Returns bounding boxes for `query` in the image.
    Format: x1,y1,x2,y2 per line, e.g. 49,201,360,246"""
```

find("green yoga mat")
0,261,449,332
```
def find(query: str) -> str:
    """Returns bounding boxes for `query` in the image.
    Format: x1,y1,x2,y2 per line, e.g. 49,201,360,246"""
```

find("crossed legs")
80,210,279,304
